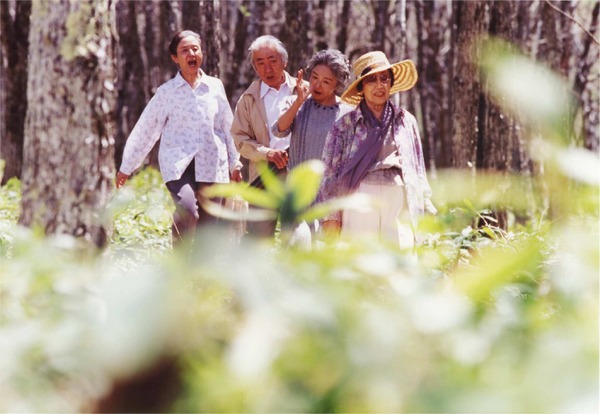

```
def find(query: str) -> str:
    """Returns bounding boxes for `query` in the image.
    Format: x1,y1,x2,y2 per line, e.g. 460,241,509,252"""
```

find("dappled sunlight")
1,35,598,414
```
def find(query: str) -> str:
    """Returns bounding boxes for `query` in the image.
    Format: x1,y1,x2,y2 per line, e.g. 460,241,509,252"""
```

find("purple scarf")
339,100,394,191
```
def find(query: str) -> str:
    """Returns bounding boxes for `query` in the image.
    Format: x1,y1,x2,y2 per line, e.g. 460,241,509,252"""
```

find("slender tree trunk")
370,0,389,51
114,0,146,170
199,0,221,76
335,0,351,54
314,0,328,51
224,0,252,104
449,0,487,169
414,0,450,171
181,0,221,76
19,0,116,248
480,1,521,172
478,0,524,229
280,0,313,73
181,0,201,34
391,0,407,61
0,0,31,183
573,1,599,151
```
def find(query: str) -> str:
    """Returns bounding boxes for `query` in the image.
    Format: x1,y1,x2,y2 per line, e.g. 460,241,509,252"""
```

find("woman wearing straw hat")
316,51,436,248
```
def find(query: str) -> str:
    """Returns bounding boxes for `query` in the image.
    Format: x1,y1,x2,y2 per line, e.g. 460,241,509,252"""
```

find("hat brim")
341,59,418,106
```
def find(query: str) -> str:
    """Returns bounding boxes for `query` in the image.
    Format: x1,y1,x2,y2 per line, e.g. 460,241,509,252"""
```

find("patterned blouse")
317,103,436,225
120,71,241,183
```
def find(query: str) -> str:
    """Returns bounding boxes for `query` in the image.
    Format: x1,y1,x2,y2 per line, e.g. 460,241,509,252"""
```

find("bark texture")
0,0,31,183
19,0,116,247
449,0,487,169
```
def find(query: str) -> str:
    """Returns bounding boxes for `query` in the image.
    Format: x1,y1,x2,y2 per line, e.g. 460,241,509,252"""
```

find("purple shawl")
338,100,394,191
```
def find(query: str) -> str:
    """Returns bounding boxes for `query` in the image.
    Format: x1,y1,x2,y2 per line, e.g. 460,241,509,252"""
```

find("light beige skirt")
342,181,414,249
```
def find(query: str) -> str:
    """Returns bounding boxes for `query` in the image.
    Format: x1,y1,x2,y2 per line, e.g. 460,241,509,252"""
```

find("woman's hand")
296,69,310,104
267,149,289,169
231,168,243,183
276,70,310,134
115,171,130,189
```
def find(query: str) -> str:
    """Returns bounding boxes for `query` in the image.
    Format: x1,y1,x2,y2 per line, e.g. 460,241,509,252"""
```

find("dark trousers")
165,162,222,245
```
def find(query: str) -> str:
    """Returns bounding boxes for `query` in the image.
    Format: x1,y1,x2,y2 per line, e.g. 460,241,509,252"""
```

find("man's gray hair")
247,35,288,69
305,49,351,95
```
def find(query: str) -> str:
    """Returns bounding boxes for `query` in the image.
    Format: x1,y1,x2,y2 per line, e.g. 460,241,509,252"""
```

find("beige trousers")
342,182,414,249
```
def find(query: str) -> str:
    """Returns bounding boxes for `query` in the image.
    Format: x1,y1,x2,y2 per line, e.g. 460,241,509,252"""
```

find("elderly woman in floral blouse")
116,30,242,244
316,51,436,248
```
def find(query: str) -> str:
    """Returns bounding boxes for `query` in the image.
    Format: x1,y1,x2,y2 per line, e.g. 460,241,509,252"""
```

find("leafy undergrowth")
0,166,598,413
2,37,598,412
109,168,174,255
0,177,21,258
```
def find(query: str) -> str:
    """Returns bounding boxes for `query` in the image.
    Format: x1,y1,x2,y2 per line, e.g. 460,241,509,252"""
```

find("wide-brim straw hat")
341,51,418,106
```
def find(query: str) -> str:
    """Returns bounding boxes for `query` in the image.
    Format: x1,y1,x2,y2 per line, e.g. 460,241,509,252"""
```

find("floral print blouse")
120,71,241,183
317,103,436,225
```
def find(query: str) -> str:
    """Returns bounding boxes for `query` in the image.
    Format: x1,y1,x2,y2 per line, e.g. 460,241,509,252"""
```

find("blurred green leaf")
479,37,575,144
202,182,279,210
256,161,285,200
453,236,544,302
299,193,373,223
557,147,600,186
286,160,325,212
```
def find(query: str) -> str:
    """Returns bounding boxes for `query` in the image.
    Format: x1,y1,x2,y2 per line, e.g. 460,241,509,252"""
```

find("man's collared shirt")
260,81,291,150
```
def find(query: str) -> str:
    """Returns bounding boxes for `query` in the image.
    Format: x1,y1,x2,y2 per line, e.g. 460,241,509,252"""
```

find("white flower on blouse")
120,71,241,183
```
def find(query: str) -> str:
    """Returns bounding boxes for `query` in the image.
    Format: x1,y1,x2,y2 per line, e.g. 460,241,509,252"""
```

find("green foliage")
0,177,21,258
1,216,596,412
202,159,372,242
0,39,598,412
109,168,173,255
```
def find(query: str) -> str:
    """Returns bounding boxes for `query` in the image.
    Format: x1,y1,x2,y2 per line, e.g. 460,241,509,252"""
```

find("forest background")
0,0,599,412
2,0,598,225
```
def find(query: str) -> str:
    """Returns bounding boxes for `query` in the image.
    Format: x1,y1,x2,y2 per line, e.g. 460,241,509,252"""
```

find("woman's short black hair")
168,30,201,56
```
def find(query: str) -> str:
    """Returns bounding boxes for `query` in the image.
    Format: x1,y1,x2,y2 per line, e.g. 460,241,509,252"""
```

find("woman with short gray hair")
305,49,351,96
273,49,352,171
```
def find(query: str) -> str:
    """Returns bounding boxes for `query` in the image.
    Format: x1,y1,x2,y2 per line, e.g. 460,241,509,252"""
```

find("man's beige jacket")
231,71,301,184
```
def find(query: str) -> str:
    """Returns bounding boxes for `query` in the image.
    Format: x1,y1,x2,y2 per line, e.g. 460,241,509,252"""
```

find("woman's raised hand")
296,69,310,103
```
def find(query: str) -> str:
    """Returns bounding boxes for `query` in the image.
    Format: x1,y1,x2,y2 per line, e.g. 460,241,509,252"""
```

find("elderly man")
231,35,305,237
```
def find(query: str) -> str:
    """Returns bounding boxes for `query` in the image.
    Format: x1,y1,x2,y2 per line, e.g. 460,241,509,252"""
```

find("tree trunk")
223,0,252,105
370,0,389,51
478,0,525,229
114,0,147,171
314,0,328,51
335,0,351,54
181,0,221,76
572,1,599,151
414,0,450,171
279,0,313,73
181,0,201,34
19,0,116,248
449,0,487,169
479,0,523,173
390,0,407,61
199,0,221,76
0,0,31,183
